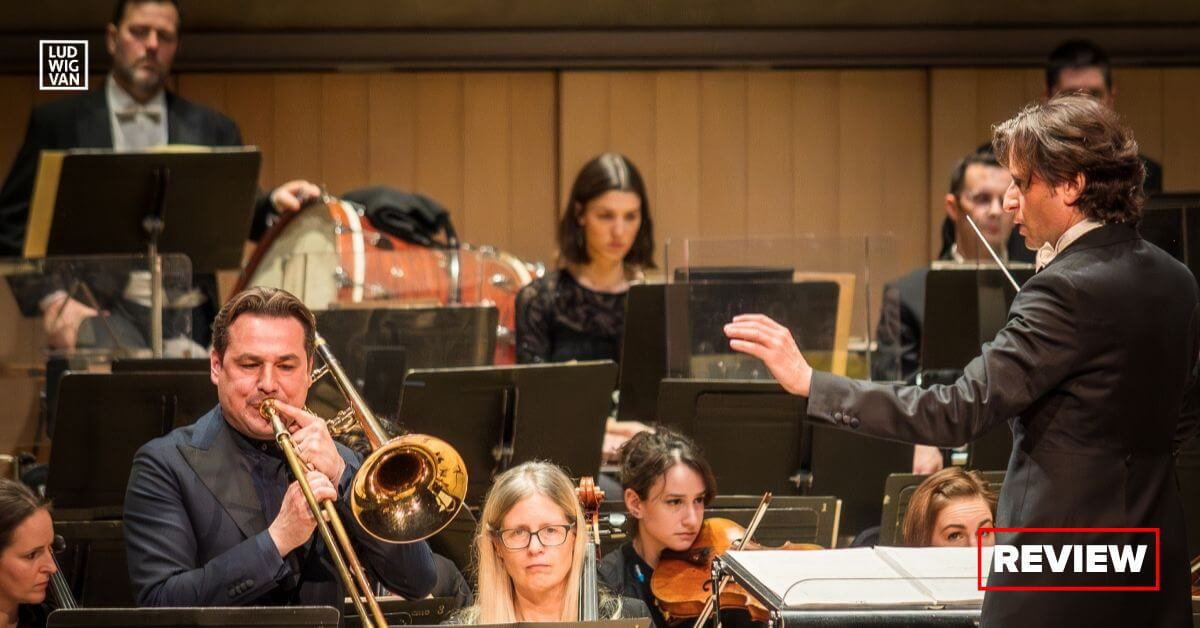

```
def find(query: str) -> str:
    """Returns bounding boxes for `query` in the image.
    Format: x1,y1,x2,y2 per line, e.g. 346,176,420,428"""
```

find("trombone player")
123,287,437,608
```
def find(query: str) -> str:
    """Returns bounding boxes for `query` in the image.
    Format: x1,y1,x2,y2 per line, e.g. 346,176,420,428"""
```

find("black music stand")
110,357,209,373
25,148,259,355
920,266,1034,470
616,283,667,422
53,520,129,607
807,423,914,540
1141,192,1200,282
877,471,1007,547
46,372,215,514
708,495,842,548
312,306,497,416
398,361,617,501
656,379,810,496
47,606,340,627
342,596,457,627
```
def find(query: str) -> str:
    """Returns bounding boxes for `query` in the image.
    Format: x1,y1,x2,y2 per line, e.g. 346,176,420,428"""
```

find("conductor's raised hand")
270,400,346,486
723,314,814,397
269,470,337,557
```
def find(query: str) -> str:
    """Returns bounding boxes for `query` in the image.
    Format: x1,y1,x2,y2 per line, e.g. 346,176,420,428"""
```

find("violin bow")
694,492,773,628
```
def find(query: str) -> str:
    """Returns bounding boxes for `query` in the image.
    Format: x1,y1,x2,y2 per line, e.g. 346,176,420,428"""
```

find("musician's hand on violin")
269,470,337,556
271,400,347,485
41,294,98,350
269,180,321,213
912,445,944,475
724,314,813,397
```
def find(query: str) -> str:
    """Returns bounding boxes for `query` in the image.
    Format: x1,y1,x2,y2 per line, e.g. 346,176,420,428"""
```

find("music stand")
707,495,842,548
312,306,498,416
807,423,914,540
398,362,617,501
46,372,215,514
342,596,458,627
616,283,667,422
919,267,1034,374
877,471,1007,547
110,357,209,373
1141,192,1200,281
48,606,340,627
53,520,130,607
25,148,260,355
656,379,809,494
920,267,1033,470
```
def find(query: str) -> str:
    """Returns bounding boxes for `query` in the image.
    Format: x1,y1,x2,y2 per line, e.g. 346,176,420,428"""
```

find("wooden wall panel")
506,73,557,264
927,68,1041,258
698,72,748,240
1113,68,1164,164
413,74,465,230
1163,69,1200,191
747,71,794,238
367,73,418,192
463,74,512,250
271,74,323,189
653,72,701,263
320,74,370,194
224,75,275,189
791,72,840,235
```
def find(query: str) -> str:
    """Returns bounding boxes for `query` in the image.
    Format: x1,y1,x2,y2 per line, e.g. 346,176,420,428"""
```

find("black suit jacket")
123,406,437,608
0,86,274,258
809,223,1199,627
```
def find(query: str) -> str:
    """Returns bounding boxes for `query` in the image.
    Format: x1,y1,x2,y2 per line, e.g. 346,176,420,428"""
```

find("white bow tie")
1035,242,1056,272
115,104,164,123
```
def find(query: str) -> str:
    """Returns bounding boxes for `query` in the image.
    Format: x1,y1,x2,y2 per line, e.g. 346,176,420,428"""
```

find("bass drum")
234,197,535,364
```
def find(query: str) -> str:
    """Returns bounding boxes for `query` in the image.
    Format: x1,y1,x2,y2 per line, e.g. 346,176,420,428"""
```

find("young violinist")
0,479,59,628
598,428,724,628
453,461,649,624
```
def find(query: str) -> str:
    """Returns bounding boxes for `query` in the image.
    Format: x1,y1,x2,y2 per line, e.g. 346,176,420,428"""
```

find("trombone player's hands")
270,400,347,486
724,314,814,397
269,470,337,556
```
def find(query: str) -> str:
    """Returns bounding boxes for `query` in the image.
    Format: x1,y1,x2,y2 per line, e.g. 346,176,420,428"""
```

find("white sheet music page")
873,546,992,605
724,549,936,609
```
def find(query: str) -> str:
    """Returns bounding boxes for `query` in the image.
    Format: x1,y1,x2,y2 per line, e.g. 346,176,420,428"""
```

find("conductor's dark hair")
557,153,656,269
993,94,1145,225
0,479,49,553
112,0,181,27
948,149,1002,200
1046,39,1111,93
617,427,716,535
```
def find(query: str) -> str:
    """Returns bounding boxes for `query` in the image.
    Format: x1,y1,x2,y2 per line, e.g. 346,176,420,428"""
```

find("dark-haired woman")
598,428,720,628
0,479,58,628
515,152,655,366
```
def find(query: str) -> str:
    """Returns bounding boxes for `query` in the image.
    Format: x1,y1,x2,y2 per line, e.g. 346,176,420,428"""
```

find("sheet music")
725,549,935,608
725,547,990,609
873,546,991,605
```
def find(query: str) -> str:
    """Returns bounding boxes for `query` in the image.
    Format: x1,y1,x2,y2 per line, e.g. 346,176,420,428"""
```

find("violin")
1190,553,1198,597
651,517,772,625
649,495,823,626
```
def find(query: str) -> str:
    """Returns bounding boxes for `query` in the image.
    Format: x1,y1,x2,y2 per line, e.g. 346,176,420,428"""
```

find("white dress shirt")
1034,219,1104,271
106,74,168,152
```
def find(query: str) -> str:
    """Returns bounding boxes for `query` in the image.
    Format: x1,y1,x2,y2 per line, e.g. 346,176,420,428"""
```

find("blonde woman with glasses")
452,461,650,624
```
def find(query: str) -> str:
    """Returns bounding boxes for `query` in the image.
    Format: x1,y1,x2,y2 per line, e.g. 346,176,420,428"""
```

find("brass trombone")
259,332,468,628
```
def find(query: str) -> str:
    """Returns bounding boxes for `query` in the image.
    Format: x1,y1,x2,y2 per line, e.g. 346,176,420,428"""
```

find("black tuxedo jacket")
0,86,274,258
123,406,437,608
810,223,1199,627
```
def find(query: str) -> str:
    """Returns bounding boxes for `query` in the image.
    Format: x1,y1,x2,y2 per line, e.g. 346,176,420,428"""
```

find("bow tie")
1034,242,1056,272
114,104,164,123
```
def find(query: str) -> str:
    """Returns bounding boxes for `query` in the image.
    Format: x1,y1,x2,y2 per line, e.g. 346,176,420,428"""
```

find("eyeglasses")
493,523,576,550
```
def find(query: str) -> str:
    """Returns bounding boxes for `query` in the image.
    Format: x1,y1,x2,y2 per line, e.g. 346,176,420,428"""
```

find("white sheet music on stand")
724,547,992,609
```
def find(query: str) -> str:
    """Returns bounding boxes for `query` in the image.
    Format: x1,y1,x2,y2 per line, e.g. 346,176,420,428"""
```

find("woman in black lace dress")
515,153,655,365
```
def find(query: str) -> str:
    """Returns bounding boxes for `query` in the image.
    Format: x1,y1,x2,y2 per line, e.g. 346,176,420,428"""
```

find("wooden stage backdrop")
0,66,1198,454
